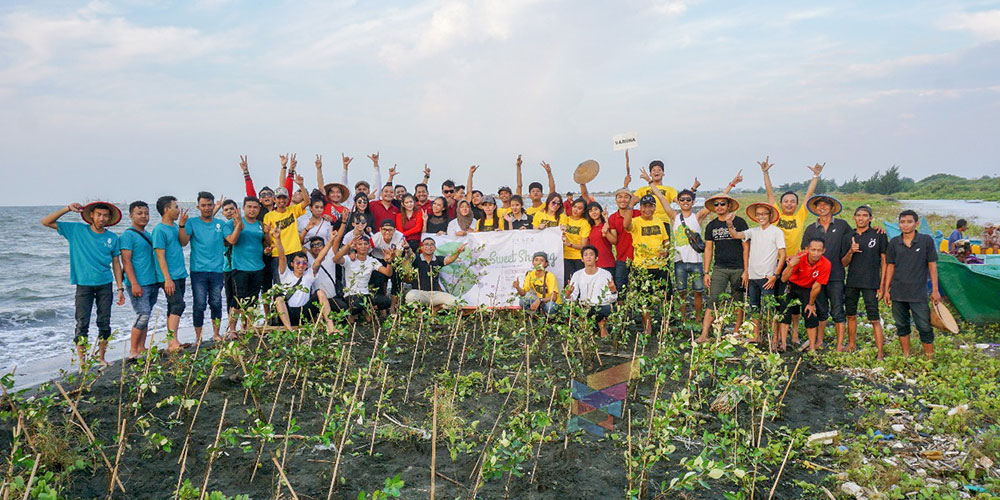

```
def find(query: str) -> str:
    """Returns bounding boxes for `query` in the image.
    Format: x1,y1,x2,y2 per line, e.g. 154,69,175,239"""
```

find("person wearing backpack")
119,201,159,360
698,192,749,343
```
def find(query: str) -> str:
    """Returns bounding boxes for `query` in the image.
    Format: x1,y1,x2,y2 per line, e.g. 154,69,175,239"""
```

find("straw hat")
81,201,122,227
745,202,779,224
929,302,959,334
704,193,739,213
323,182,351,202
806,194,843,217
573,160,600,184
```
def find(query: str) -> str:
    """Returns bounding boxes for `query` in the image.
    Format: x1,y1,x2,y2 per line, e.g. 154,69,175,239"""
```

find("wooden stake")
53,382,125,493
198,399,228,500
430,385,438,500
772,356,802,421
369,364,390,455
767,437,795,500
327,369,363,500
270,455,300,500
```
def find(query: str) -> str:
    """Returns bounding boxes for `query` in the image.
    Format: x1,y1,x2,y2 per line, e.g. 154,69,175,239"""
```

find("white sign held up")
612,131,638,151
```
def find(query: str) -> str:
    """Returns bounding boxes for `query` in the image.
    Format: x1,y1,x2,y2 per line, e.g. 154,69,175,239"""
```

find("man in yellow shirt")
759,156,823,345
631,160,678,223
625,194,672,334
513,252,559,314
263,170,310,282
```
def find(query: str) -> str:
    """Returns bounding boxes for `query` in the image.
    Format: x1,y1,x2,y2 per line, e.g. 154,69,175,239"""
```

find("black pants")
231,269,266,307
779,283,819,329
74,283,113,345
346,294,391,315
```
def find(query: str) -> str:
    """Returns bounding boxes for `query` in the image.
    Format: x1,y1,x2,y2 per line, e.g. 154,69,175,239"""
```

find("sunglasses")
677,197,694,202
443,189,454,194
713,201,729,207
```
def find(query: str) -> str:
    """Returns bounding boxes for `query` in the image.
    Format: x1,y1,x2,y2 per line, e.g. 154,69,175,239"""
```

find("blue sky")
1,0,998,205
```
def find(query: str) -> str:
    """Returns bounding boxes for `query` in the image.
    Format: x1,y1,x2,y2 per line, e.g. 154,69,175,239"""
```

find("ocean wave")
0,308,69,328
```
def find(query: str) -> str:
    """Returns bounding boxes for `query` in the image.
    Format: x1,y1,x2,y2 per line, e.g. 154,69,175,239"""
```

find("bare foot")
213,334,225,342
98,358,110,369
836,345,845,352
694,335,710,344
847,344,857,352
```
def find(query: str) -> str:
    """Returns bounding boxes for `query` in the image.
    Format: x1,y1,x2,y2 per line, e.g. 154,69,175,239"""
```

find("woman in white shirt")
447,200,478,236
298,197,332,245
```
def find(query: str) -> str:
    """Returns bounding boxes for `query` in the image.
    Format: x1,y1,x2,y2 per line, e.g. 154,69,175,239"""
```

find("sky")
1,0,999,206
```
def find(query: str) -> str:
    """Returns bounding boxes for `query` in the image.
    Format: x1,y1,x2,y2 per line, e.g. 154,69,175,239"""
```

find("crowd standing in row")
44,152,941,367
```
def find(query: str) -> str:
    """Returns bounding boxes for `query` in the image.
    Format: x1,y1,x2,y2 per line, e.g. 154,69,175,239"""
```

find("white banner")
612,131,638,151
426,227,565,307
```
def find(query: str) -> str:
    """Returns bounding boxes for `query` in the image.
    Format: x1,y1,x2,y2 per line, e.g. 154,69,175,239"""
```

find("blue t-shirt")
225,218,266,272
57,221,120,286
152,223,188,281
119,228,159,287
947,229,964,251
187,217,226,273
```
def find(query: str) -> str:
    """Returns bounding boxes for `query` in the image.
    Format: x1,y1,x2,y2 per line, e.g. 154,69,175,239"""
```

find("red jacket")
396,210,424,242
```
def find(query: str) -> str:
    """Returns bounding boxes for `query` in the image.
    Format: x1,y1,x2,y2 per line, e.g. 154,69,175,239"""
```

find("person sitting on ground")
982,223,1000,251
840,206,888,358
948,219,967,253
333,228,393,322
306,226,349,333
513,252,560,315
779,237,831,353
724,202,786,347
42,201,125,367
271,224,333,330
448,200,478,236
884,210,941,360
565,245,618,338
405,238,467,310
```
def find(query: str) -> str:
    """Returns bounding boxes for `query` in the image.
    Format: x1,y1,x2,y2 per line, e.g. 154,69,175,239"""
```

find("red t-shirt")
370,201,400,228
419,200,433,214
395,211,424,242
589,222,616,268
608,210,640,262
321,203,348,222
787,252,831,288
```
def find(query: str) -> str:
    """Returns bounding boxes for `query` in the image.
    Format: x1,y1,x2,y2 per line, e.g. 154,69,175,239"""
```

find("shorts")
891,300,933,344
706,267,744,310
163,278,186,317
815,279,846,324
845,286,880,321
779,283,820,329
673,261,704,292
345,294,391,315
128,284,160,331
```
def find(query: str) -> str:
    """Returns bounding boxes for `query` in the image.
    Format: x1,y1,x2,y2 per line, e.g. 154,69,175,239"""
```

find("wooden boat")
936,253,1000,324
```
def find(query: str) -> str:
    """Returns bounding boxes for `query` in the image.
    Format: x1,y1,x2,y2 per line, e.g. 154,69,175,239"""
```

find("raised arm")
177,210,191,246
640,168,676,220
315,155,327,198
340,153,351,187
366,153,383,200
295,172,309,210
515,155,523,197
465,165,478,202
443,242,467,266
240,155,256,198
759,156,776,206
224,206,244,245
804,163,824,201
578,182,595,203
422,164,431,186
541,161,555,196
696,170,742,220
279,153,289,188
41,203,80,229
623,150,632,189
313,223,346,273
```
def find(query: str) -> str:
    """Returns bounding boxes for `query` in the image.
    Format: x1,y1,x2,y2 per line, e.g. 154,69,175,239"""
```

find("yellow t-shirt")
562,216,592,260
525,204,545,217
628,216,670,268
477,216,504,232
497,207,511,219
633,184,678,221
521,270,558,301
773,203,809,254
532,211,564,230
263,204,306,256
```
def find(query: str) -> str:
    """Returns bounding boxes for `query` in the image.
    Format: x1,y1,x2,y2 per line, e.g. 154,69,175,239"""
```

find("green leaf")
708,468,724,480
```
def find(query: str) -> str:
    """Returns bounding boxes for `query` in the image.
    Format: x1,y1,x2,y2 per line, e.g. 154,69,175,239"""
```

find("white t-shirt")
371,230,406,261
743,225,786,280
344,256,383,296
568,267,617,306
673,212,702,264
447,219,478,236
296,215,332,245
309,252,339,297
279,268,316,308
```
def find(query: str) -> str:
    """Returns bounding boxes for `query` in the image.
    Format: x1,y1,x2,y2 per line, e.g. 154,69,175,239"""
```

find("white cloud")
650,0,691,17
844,53,953,79
945,9,1000,40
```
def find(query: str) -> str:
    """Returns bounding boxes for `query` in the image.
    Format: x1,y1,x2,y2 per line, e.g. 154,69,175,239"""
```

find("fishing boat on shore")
937,253,1000,324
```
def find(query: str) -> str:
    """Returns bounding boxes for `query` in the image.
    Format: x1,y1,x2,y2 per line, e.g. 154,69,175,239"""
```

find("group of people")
948,219,1000,263
47,152,944,366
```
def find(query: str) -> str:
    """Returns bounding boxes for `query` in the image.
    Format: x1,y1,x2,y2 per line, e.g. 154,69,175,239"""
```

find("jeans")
128,284,160,331
163,278,186,317
816,279,846,324
74,283,113,345
614,261,631,293
674,261,704,292
190,271,224,328
231,269,266,307
746,278,774,311
519,297,557,315
892,300,933,344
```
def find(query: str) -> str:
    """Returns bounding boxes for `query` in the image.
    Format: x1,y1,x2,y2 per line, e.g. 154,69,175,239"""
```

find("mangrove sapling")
52,382,125,494
468,361,525,499
369,364,390,455
249,359,290,482
528,385,558,484
402,311,426,403
174,348,226,494
326,368,364,500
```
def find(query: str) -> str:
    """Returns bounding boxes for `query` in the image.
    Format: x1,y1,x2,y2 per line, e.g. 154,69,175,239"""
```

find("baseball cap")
639,194,657,205
498,186,512,194
274,187,290,198
481,194,497,205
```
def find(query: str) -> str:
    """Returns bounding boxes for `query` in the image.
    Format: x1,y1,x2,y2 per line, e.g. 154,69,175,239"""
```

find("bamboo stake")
198,399,228,500
469,363,524,498
19,455,39,500
430,385,438,500
772,356,803,421
278,396,296,499
767,438,795,500
250,360,290,482
53,382,125,493
106,417,127,500
270,455,300,500
326,368,363,500
403,325,422,403
369,364,390,455
529,386,558,484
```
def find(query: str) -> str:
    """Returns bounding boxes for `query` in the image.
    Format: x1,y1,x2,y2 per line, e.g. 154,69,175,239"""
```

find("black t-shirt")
842,227,888,289
412,255,447,292
509,214,533,230
705,216,748,269
425,213,450,234
886,233,937,303
472,205,486,221
803,218,853,281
